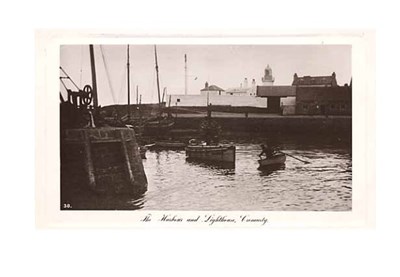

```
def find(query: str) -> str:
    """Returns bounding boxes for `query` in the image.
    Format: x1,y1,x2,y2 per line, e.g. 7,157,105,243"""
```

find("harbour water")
67,134,351,211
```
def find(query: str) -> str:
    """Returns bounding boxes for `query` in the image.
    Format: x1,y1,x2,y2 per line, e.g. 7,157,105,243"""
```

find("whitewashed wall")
200,90,226,96
170,94,269,107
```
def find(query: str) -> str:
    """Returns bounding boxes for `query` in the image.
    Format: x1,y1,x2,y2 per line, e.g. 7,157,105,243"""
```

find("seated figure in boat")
259,144,275,159
199,118,221,146
189,138,207,146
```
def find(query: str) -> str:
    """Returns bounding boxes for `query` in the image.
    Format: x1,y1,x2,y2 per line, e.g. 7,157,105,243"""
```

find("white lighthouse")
262,64,275,86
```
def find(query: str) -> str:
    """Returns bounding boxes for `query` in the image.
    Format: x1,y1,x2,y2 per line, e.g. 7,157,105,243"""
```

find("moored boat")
142,46,175,135
143,117,175,135
258,153,286,167
149,141,187,150
185,144,236,163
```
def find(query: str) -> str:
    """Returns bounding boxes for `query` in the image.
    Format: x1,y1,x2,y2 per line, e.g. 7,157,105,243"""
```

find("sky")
60,44,351,106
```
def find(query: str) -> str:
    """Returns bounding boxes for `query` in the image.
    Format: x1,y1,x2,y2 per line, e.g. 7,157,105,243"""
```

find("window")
177,99,180,102
303,104,308,110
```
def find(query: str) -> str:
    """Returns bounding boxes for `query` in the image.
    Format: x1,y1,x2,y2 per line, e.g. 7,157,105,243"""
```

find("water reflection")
63,190,146,210
63,135,352,211
186,159,236,171
140,137,352,211
258,164,286,176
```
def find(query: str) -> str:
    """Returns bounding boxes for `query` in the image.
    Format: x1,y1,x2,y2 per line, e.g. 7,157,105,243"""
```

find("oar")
277,150,310,164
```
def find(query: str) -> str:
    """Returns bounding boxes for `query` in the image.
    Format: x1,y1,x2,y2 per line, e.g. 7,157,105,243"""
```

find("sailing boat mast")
127,45,131,121
162,87,167,103
154,45,162,111
89,45,99,108
184,54,188,95
136,85,139,105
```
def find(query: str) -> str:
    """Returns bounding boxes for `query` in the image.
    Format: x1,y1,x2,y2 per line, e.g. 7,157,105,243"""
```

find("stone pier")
61,127,147,196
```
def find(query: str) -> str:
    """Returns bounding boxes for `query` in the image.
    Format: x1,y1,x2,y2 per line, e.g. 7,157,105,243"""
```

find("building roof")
256,86,296,97
200,85,224,91
292,73,337,86
225,87,252,93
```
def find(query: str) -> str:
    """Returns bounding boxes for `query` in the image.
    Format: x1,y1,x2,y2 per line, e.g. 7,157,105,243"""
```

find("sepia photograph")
4,0,394,274
59,43,352,211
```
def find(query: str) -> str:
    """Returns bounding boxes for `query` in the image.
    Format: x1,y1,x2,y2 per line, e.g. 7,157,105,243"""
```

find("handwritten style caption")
141,214,268,226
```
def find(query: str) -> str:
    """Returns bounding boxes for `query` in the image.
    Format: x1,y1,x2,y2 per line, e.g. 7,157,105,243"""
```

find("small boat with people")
257,143,286,168
185,139,236,163
257,143,310,168
185,104,236,164
258,153,286,167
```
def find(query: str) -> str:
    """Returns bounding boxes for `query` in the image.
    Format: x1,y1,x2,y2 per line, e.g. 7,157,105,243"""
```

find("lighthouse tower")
262,65,275,86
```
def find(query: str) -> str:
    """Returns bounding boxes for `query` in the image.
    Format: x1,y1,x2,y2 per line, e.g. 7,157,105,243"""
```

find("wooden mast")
136,85,139,105
127,45,131,121
154,45,162,112
162,87,167,103
89,45,98,108
184,54,188,95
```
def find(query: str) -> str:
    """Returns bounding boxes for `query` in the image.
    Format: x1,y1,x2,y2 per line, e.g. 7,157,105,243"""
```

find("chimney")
205,81,209,89
332,72,337,86
251,79,256,96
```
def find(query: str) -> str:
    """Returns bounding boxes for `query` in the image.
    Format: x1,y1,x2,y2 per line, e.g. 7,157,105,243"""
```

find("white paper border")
35,30,375,228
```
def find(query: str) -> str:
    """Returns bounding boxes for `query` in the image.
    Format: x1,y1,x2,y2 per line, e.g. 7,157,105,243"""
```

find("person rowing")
259,143,275,159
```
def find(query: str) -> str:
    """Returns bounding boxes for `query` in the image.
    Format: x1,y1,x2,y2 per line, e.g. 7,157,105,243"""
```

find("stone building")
292,72,338,87
295,85,352,115
200,82,225,96
292,72,351,115
257,71,351,115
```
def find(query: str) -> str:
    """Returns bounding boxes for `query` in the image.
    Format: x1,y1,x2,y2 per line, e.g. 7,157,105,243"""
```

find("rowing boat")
185,144,236,163
258,153,286,167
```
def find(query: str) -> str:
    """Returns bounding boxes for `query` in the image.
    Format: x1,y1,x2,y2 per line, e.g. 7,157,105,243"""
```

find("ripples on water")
67,136,352,211
131,137,352,211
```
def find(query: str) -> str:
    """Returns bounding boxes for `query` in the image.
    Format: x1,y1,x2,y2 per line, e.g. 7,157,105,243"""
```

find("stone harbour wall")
61,127,147,200
173,116,351,135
